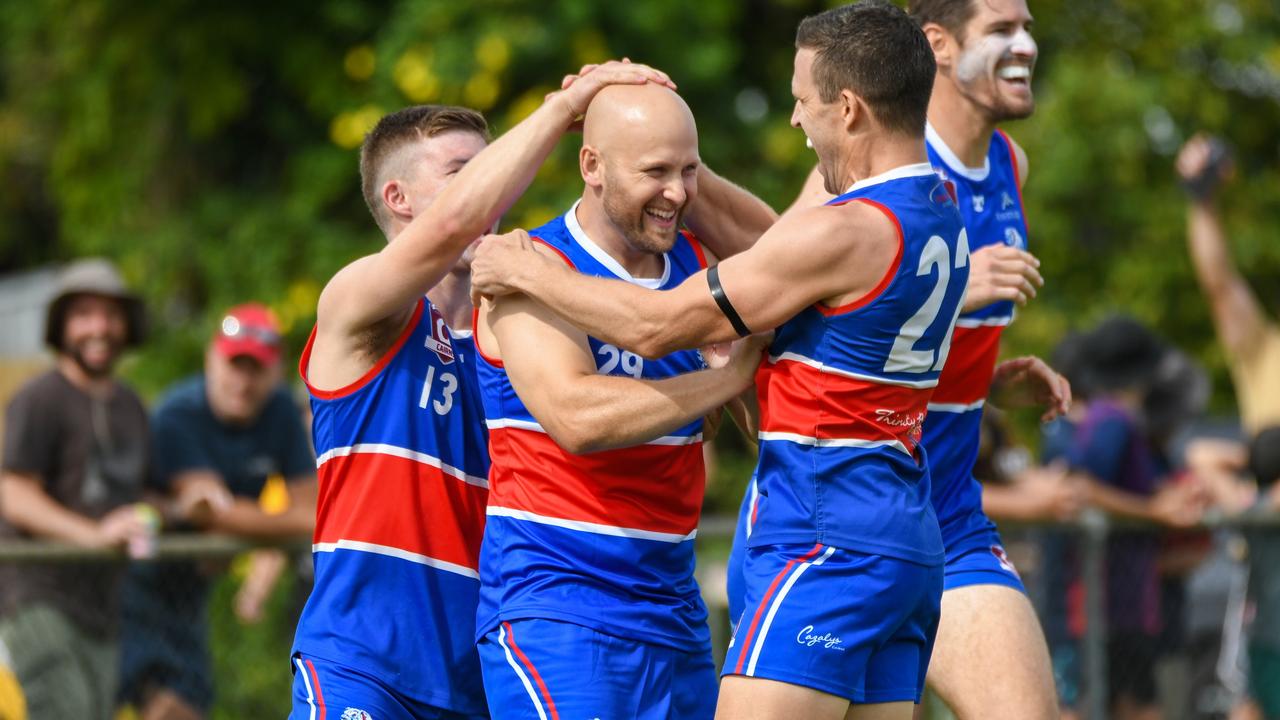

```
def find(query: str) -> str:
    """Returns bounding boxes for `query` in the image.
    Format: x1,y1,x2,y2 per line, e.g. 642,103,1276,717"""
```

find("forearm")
518,265,734,357
0,477,102,546
550,366,751,454
1187,203,1239,296
207,499,314,539
1085,480,1159,523
981,484,1038,522
684,165,778,259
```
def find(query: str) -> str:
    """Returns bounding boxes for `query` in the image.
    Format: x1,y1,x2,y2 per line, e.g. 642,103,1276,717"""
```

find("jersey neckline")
925,122,991,182
565,199,671,289
842,162,938,196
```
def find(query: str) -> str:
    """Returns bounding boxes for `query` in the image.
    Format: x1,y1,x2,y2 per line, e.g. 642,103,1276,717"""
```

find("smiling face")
60,294,129,378
582,84,700,256
949,0,1037,121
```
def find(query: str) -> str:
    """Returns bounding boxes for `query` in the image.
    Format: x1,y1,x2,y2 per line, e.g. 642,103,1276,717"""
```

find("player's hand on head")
552,58,676,122
990,355,1071,421
962,244,1043,312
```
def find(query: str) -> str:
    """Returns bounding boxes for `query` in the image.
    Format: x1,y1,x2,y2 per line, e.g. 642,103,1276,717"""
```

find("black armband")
707,265,752,338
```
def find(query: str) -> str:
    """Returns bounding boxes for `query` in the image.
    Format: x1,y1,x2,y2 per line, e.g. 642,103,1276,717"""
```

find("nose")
664,177,688,208
1010,28,1037,60
790,102,802,129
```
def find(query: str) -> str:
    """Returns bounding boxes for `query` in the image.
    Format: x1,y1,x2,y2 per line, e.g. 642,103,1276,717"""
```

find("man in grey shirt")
0,258,154,720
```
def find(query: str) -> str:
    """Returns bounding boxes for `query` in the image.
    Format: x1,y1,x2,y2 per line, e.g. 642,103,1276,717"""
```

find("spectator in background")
118,303,316,720
0,258,155,720
1067,316,1207,720
1176,135,1280,443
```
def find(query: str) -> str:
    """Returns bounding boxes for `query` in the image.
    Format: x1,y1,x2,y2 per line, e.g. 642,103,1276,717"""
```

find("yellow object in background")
0,664,27,720
259,473,289,515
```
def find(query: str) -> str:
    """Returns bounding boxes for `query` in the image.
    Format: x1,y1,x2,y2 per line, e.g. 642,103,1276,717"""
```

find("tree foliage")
5,0,1278,415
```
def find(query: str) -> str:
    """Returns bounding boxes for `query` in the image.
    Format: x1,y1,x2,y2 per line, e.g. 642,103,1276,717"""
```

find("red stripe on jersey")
315,453,487,570
487,427,704,536
760,358,930,451
815,198,905,316
931,324,1004,406
300,299,424,400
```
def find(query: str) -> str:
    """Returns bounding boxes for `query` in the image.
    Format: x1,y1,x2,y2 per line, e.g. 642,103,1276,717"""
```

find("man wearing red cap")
118,302,316,720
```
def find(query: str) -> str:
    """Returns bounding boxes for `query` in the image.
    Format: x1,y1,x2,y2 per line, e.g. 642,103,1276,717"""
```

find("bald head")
578,83,701,257
583,83,697,154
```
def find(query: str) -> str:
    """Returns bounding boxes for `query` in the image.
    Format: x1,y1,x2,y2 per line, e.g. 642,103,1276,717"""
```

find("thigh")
289,654,416,720
925,583,1056,720
725,544,941,705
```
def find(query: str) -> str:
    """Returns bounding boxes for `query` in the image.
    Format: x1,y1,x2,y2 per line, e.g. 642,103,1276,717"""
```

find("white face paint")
955,28,1038,85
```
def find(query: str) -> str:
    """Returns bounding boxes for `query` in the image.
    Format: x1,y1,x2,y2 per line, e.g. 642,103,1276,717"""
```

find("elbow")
542,411,611,456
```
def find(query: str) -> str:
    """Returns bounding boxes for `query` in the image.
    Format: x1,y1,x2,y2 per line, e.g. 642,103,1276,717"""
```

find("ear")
922,22,955,71
838,88,862,132
580,145,604,188
381,179,413,223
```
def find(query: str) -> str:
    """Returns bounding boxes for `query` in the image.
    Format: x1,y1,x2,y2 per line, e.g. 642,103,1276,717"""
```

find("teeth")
646,208,675,221
806,137,814,149
998,66,1031,81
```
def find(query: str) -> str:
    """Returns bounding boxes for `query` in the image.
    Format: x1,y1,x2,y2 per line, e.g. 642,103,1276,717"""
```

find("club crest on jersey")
1004,227,1025,249
426,306,455,365
341,709,373,720
931,179,958,208
991,545,1021,578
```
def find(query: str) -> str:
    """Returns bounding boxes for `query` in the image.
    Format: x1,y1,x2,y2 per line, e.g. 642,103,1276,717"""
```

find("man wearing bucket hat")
118,302,316,720
0,257,154,720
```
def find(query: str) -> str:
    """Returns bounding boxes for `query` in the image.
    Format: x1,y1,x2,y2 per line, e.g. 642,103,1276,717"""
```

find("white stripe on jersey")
312,539,480,579
486,506,697,544
768,352,939,389
315,443,488,488
485,417,701,446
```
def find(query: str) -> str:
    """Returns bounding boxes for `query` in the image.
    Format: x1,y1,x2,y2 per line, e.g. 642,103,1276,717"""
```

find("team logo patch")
426,306,455,365
341,709,373,720
1003,227,1025,249
971,194,986,212
991,544,1021,578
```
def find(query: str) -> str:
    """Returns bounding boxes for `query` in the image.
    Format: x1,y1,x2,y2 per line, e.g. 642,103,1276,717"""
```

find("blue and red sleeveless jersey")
750,164,969,566
292,298,490,714
924,125,1031,550
474,201,713,651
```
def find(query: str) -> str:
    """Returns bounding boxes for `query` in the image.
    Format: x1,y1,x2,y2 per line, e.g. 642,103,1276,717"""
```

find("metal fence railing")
0,512,1274,719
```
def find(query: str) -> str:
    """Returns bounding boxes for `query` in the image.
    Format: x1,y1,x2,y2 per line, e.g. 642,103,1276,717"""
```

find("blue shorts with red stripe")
724,543,942,704
477,618,717,719
289,654,486,720
942,524,1026,593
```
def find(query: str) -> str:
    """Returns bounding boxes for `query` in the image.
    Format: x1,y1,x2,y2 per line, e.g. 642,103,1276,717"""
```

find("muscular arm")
1186,202,1266,358
474,202,896,358
318,63,672,338
484,292,759,455
682,165,778,259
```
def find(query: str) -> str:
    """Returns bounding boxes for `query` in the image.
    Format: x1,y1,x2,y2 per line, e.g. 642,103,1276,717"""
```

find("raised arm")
681,164,779,259
318,61,675,336
472,202,895,358
482,291,762,455
1176,135,1267,358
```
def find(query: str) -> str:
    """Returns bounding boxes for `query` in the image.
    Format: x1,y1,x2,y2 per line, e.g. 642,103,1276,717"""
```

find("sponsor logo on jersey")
875,408,926,448
971,194,986,213
796,625,847,651
426,306,455,365
341,709,373,720
1001,191,1016,210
